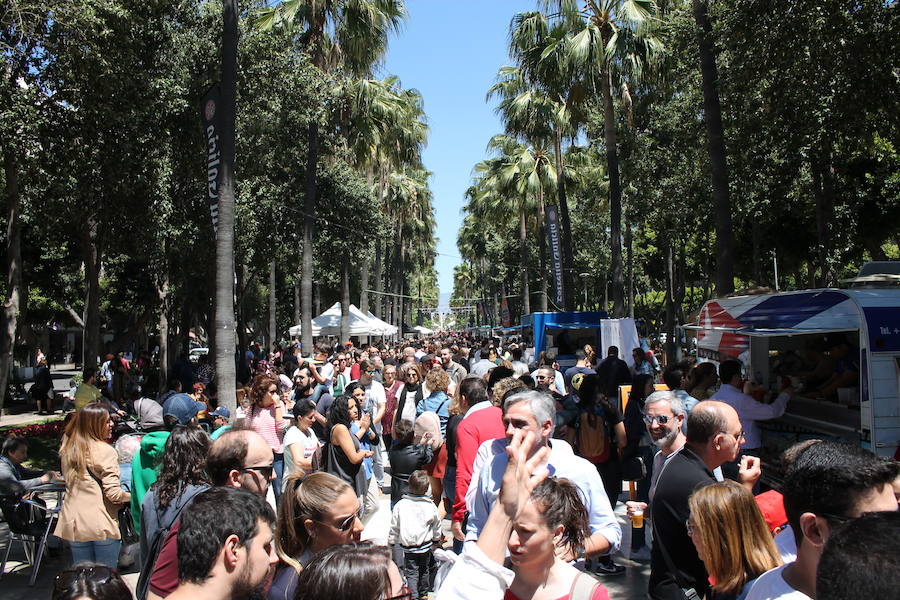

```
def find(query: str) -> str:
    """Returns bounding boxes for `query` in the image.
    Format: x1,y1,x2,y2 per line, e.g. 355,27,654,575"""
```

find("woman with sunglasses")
245,373,290,502
268,472,365,600
393,362,425,431
687,480,782,600
55,402,131,568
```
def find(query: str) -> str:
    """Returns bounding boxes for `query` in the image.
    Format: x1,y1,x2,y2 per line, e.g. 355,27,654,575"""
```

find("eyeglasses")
819,512,852,525
405,372,418,378
384,585,413,600
315,509,362,532
720,429,745,442
643,414,673,425
241,465,274,480
365,369,377,375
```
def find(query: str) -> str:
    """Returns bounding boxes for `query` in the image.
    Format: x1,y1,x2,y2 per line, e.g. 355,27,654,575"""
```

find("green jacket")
129,430,170,535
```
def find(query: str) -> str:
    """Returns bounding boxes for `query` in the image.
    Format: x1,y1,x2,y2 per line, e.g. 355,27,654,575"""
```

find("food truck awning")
683,325,856,337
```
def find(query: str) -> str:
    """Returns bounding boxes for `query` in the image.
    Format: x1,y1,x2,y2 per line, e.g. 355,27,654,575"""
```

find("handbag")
87,467,138,544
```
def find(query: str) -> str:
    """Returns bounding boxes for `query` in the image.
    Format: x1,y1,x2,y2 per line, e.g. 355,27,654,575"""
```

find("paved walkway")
1,365,78,427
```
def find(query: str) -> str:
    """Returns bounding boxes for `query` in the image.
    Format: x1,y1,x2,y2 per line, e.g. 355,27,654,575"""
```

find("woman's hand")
499,429,550,520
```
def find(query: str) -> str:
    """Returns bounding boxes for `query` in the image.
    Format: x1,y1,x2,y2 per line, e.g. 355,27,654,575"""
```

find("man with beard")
146,430,276,599
649,401,760,600
290,363,332,439
166,486,277,600
358,359,387,491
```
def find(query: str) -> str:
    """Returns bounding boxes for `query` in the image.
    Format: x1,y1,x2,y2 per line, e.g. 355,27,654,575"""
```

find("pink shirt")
247,404,289,452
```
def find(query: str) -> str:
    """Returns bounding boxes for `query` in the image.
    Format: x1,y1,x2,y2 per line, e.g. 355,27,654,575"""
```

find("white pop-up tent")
366,311,398,336
289,302,385,337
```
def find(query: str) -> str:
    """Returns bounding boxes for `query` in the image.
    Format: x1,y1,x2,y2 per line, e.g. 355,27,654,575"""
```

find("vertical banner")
201,83,222,237
546,204,565,306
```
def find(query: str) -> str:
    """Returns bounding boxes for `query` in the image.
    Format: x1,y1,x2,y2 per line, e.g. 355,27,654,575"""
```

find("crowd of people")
1,335,898,600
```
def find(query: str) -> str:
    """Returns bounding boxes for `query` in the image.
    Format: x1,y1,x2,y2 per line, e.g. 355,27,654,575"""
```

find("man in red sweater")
451,377,505,546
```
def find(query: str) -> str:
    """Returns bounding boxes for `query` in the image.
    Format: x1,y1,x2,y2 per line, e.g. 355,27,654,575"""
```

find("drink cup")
632,508,644,529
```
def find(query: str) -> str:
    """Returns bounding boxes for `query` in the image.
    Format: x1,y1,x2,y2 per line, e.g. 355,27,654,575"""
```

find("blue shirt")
465,438,621,553
417,391,450,437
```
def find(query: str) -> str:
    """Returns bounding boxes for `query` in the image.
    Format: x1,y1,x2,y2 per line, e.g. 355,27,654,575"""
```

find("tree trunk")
373,237,384,318
812,152,834,287
340,259,350,343
626,220,634,318
293,278,300,325
157,272,170,393
82,216,101,369
214,0,239,412
268,259,276,348
360,258,370,315
553,132,575,311
599,66,625,317
538,187,548,313
693,0,734,295
236,262,248,355
751,218,762,285
519,208,531,316
300,120,318,358
0,148,22,411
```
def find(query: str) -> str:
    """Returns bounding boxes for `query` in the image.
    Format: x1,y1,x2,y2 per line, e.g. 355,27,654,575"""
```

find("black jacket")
387,442,433,505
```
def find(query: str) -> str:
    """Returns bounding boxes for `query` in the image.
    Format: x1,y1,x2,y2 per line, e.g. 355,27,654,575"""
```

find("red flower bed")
4,420,66,439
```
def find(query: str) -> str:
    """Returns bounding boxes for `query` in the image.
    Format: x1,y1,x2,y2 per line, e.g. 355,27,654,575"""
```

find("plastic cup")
632,508,644,529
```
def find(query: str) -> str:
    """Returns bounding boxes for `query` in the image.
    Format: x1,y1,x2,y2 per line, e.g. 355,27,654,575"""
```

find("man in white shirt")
710,359,791,482
359,358,387,490
745,442,899,600
466,390,621,564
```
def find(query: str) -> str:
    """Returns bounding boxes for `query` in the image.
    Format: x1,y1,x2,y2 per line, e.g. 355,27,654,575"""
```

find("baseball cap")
162,393,206,425
209,406,231,420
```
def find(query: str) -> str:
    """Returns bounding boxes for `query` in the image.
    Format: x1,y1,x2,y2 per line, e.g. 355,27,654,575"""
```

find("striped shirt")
246,404,289,452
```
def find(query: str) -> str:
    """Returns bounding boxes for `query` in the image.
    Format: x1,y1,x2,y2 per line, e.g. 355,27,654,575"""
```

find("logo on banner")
546,205,564,306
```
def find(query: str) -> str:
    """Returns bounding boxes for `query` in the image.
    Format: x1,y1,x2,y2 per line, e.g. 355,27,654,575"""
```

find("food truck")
686,285,900,484
521,311,643,371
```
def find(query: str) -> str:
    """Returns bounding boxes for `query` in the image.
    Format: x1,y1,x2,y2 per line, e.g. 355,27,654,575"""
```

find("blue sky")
379,0,538,308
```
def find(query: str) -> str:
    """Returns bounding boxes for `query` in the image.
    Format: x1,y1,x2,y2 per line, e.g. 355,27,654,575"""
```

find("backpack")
575,410,610,464
136,486,207,600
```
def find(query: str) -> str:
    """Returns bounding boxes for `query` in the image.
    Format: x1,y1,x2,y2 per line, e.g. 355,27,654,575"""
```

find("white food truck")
686,281,900,484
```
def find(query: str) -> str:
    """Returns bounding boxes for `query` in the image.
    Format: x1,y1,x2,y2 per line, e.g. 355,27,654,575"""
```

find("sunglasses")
384,585,413,600
54,565,115,592
241,464,274,479
643,414,673,425
316,509,362,532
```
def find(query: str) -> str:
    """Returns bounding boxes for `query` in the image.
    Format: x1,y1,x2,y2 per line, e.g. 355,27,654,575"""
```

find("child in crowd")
388,470,441,600
387,419,434,507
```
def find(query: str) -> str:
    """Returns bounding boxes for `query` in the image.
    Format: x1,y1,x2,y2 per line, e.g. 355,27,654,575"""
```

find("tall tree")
255,0,406,356
692,0,733,294
544,0,662,317
214,0,239,411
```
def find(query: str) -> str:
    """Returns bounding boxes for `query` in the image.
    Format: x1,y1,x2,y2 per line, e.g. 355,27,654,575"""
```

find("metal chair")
0,496,60,586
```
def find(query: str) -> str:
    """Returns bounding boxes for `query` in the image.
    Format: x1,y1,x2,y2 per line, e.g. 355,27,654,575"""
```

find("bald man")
648,401,761,600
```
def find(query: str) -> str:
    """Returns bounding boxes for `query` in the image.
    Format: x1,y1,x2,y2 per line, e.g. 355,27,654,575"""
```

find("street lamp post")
579,273,590,311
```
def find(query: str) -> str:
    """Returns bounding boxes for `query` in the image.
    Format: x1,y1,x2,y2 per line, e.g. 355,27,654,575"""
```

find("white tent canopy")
367,311,398,335
289,303,395,337
413,325,434,335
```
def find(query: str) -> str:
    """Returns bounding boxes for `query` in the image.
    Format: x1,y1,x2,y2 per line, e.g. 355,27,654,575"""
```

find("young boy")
387,419,433,507
389,470,441,600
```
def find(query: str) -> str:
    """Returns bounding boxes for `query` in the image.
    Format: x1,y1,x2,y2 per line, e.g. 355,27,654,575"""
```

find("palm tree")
492,11,590,310
255,0,406,356
214,0,239,412
542,0,662,317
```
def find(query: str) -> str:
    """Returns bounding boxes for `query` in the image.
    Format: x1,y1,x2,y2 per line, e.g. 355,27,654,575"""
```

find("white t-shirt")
364,380,387,433
774,525,797,563
744,564,810,600
282,425,319,491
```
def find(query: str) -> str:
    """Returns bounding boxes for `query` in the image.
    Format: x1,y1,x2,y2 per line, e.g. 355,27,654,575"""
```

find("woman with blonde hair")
55,402,131,567
267,472,364,600
687,480,782,599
